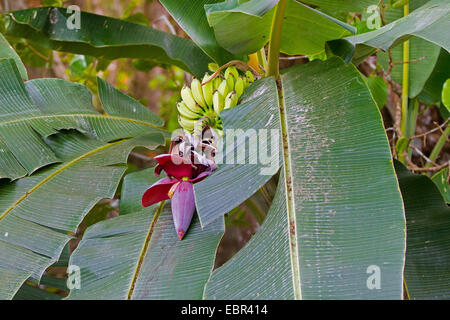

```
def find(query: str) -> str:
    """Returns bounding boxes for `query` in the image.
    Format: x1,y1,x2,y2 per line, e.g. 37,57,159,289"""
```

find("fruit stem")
266,0,288,80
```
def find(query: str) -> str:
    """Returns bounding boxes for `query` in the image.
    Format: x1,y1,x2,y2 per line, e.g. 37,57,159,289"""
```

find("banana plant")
1,0,449,300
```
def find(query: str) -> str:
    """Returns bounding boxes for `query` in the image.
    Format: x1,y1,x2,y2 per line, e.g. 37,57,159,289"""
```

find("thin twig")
411,119,449,139
392,56,426,65
410,145,437,166
408,162,449,172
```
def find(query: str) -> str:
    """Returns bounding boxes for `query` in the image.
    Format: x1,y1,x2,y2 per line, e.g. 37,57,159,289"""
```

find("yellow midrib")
126,201,166,300
0,113,161,129
0,139,126,222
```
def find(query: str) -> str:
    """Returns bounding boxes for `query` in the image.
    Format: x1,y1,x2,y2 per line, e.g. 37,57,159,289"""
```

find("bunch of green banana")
177,65,255,135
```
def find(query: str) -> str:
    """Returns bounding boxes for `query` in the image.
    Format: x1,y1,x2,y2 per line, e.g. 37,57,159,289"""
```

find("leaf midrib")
277,79,302,299
126,200,166,300
0,139,126,222
0,113,161,129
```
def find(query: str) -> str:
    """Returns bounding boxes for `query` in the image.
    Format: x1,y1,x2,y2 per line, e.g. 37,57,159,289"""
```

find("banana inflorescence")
177,64,255,136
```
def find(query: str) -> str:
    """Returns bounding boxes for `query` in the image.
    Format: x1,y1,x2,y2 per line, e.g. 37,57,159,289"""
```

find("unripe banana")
177,66,253,134
217,79,229,98
213,77,222,91
181,86,202,113
202,73,213,109
245,70,254,83
224,91,237,110
213,90,225,115
234,76,244,99
191,78,207,109
178,115,195,132
225,66,239,80
225,72,235,93
208,63,219,72
177,102,200,120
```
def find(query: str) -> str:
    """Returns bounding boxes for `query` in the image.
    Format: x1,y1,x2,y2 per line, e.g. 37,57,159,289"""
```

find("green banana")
178,115,195,132
181,85,202,113
225,66,239,80
191,78,207,109
202,73,213,108
208,63,219,72
213,77,223,91
177,65,254,133
245,70,254,83
213,90,225,115
177,102,200,120
217,79,229,98
225,72,235,93
224,91,237,110
234,76,244,99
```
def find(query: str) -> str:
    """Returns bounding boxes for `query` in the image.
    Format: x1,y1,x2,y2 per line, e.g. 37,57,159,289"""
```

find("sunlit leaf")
4,7,211,77
205,57,406,299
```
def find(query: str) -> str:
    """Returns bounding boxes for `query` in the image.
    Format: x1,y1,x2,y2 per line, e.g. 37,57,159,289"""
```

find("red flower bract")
142,154,213,240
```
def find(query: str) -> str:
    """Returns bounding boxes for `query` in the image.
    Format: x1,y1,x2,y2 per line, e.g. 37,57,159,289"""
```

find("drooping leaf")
0,132,164,300
159,0,239,65
394,161,450,299
204,0,354,56
0,58,164,180
329,0,450,64
418,49,450,104
301,0,378,18
204,0,277,55
0,32,27,79
66,167,224,300
280,0,355,55
431,167,450,203
205,57,406,299
4,7,211,77
194,78,282,227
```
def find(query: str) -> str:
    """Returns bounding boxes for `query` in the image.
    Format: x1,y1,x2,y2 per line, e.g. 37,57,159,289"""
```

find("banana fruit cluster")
177,65,255,135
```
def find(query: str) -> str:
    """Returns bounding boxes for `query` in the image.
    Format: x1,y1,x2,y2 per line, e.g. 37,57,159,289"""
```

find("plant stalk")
399,4,410,163
406,97,419,159
425,125,450,168
266,0,288,79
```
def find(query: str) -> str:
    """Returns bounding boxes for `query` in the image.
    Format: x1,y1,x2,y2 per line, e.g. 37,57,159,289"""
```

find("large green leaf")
205,57,406,299
4,7,210,77
395,161,450,299
0,132,164,300
194,78,282,227
204,0,354,56
0,58,163,180
329,0,450,63
67,167,224,299
0,32,27,80
159,0,239,65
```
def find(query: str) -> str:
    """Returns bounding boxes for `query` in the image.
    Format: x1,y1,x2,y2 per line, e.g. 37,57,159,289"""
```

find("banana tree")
0,0,449,300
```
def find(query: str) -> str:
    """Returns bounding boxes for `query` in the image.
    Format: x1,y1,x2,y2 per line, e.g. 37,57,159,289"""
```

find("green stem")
266,0,288,79
425,125,450,168
257,47,268,72
406,97,419,159
398,4,410,163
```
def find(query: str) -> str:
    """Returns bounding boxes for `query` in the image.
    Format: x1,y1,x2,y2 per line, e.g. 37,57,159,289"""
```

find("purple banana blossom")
142,153,215,240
